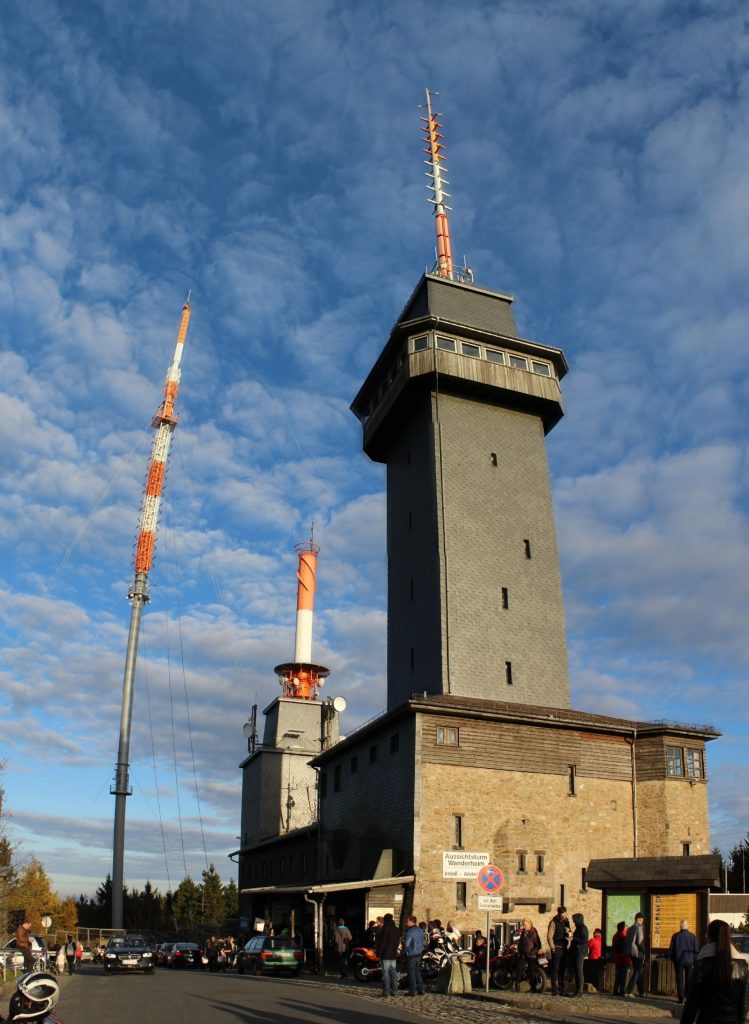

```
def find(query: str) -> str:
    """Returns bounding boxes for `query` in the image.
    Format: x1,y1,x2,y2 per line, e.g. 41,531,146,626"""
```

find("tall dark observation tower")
351,91,571,711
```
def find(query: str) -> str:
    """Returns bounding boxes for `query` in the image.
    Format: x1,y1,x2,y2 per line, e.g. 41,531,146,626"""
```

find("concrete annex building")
235,105,721,958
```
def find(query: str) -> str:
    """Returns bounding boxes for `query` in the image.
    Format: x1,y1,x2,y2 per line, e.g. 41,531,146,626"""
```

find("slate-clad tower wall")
352,272,571,710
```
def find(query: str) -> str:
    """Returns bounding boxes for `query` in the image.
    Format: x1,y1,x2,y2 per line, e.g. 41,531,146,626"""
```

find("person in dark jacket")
625,913,646,997
547,906,570,996
376,913,401,997
670,919,699,1003
569,913,589,996
680,918,749,1024
612,921,631,996
515,918,542,990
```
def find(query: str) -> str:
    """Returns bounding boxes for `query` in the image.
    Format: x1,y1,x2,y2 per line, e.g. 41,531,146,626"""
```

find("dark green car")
236,936,303,976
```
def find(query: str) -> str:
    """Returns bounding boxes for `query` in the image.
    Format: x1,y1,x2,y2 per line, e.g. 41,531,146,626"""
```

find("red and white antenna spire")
420,88,454,279
274,530,330,701
111,296,192,930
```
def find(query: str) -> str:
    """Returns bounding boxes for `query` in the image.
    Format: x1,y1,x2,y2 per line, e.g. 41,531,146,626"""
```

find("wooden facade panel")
420,716,632,780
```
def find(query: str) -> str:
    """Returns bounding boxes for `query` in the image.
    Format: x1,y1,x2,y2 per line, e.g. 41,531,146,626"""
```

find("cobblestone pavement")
318,975,679,1024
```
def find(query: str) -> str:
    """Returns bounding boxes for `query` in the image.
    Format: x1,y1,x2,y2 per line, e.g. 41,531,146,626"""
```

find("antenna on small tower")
420,88,454,280
274,537,330,700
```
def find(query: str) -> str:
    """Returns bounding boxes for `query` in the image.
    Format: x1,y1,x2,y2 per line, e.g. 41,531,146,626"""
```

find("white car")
1,935,47,968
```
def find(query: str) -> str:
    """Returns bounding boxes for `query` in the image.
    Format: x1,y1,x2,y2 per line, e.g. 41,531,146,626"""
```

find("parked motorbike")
349,946,442,984
475,941,549,992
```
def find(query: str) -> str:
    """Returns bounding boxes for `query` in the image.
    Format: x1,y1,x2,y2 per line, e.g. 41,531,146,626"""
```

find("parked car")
80,946,93,962
236,936,303,977
155,942,175,966
166,943,203,969
1,936,48,968
103,934,155,974
732,934,749,965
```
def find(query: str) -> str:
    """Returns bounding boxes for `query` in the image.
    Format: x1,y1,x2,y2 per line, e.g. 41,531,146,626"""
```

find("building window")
505,661,513,686
436,335,456,352
568,765,577,796
436,726,459,746
501,587,509,610
524,538,532,559
581,867,588,892
486,349,505,364
390,733,400,754
509,354,528,370
369,745,377,764
685,749,703,779
490,452,498,466
412,335,429,352
518,852,527,874
532,360,551,376
667,746,684,776
682,842,691,856
456,882,467,910
536,853,545,874
333,765,341,792
560,883,566,908
320,772,328,798
453,814,464,849
462,342,481,358
350,755,358,774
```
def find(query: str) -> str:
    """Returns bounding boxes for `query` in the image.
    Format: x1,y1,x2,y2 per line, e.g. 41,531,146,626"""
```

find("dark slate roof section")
586,854,722,890
310,693,719,766
406,693,720,740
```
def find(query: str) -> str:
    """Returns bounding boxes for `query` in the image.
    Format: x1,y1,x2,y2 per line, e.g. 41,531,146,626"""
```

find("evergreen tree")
222,879,238,922
172,877,200,934
200,865,224,927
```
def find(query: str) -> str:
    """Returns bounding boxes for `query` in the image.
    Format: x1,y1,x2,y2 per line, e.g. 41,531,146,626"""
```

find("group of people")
204,935,237,972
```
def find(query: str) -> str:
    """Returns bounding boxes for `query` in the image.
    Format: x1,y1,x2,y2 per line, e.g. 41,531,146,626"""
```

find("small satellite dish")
332,696,347,713
243,722,253,738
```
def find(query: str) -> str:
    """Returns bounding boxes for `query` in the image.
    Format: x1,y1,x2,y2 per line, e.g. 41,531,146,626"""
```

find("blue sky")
1,0,748,899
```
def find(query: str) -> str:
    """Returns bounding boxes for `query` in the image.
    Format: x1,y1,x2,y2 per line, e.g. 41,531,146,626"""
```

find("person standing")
569,913,589,996
587,928,604,990
625,912,646,998
445,921,461,950
15,920,34,973
670,919,699,1004
612,920,631,996
403,915,425,996
680,919,749,1024
376,913,401,997
63,934,77,976
547,905,570,996
333,918,353,978
515,918,542,990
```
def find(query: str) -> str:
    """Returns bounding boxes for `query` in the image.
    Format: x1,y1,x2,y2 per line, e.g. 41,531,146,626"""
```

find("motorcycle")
349,946,443,984
474,941,549,992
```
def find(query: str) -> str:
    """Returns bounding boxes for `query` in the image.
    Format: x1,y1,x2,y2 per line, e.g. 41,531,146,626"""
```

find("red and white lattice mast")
421,88,454,279
273,536,330,700
111,298,192,929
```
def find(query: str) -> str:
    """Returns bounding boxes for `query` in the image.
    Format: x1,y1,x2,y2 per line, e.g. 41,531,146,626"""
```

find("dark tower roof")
351,272,568,462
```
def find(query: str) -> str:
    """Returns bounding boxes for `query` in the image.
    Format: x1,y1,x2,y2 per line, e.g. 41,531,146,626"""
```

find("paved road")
55,963,670,1024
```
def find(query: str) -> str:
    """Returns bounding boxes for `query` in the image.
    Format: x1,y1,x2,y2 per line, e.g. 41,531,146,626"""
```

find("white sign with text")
442,851,491,879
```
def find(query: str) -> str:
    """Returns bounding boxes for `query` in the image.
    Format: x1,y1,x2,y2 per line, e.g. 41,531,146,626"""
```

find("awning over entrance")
586,854,721,891
239,874,415,896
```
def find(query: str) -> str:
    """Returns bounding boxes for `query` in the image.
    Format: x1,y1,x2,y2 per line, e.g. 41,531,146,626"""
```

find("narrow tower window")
453,814,464,849
490,452,498,466
524,538,532,559
456,882,467,910
501,587,509,610
505,661,513,686
568,765,577,796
